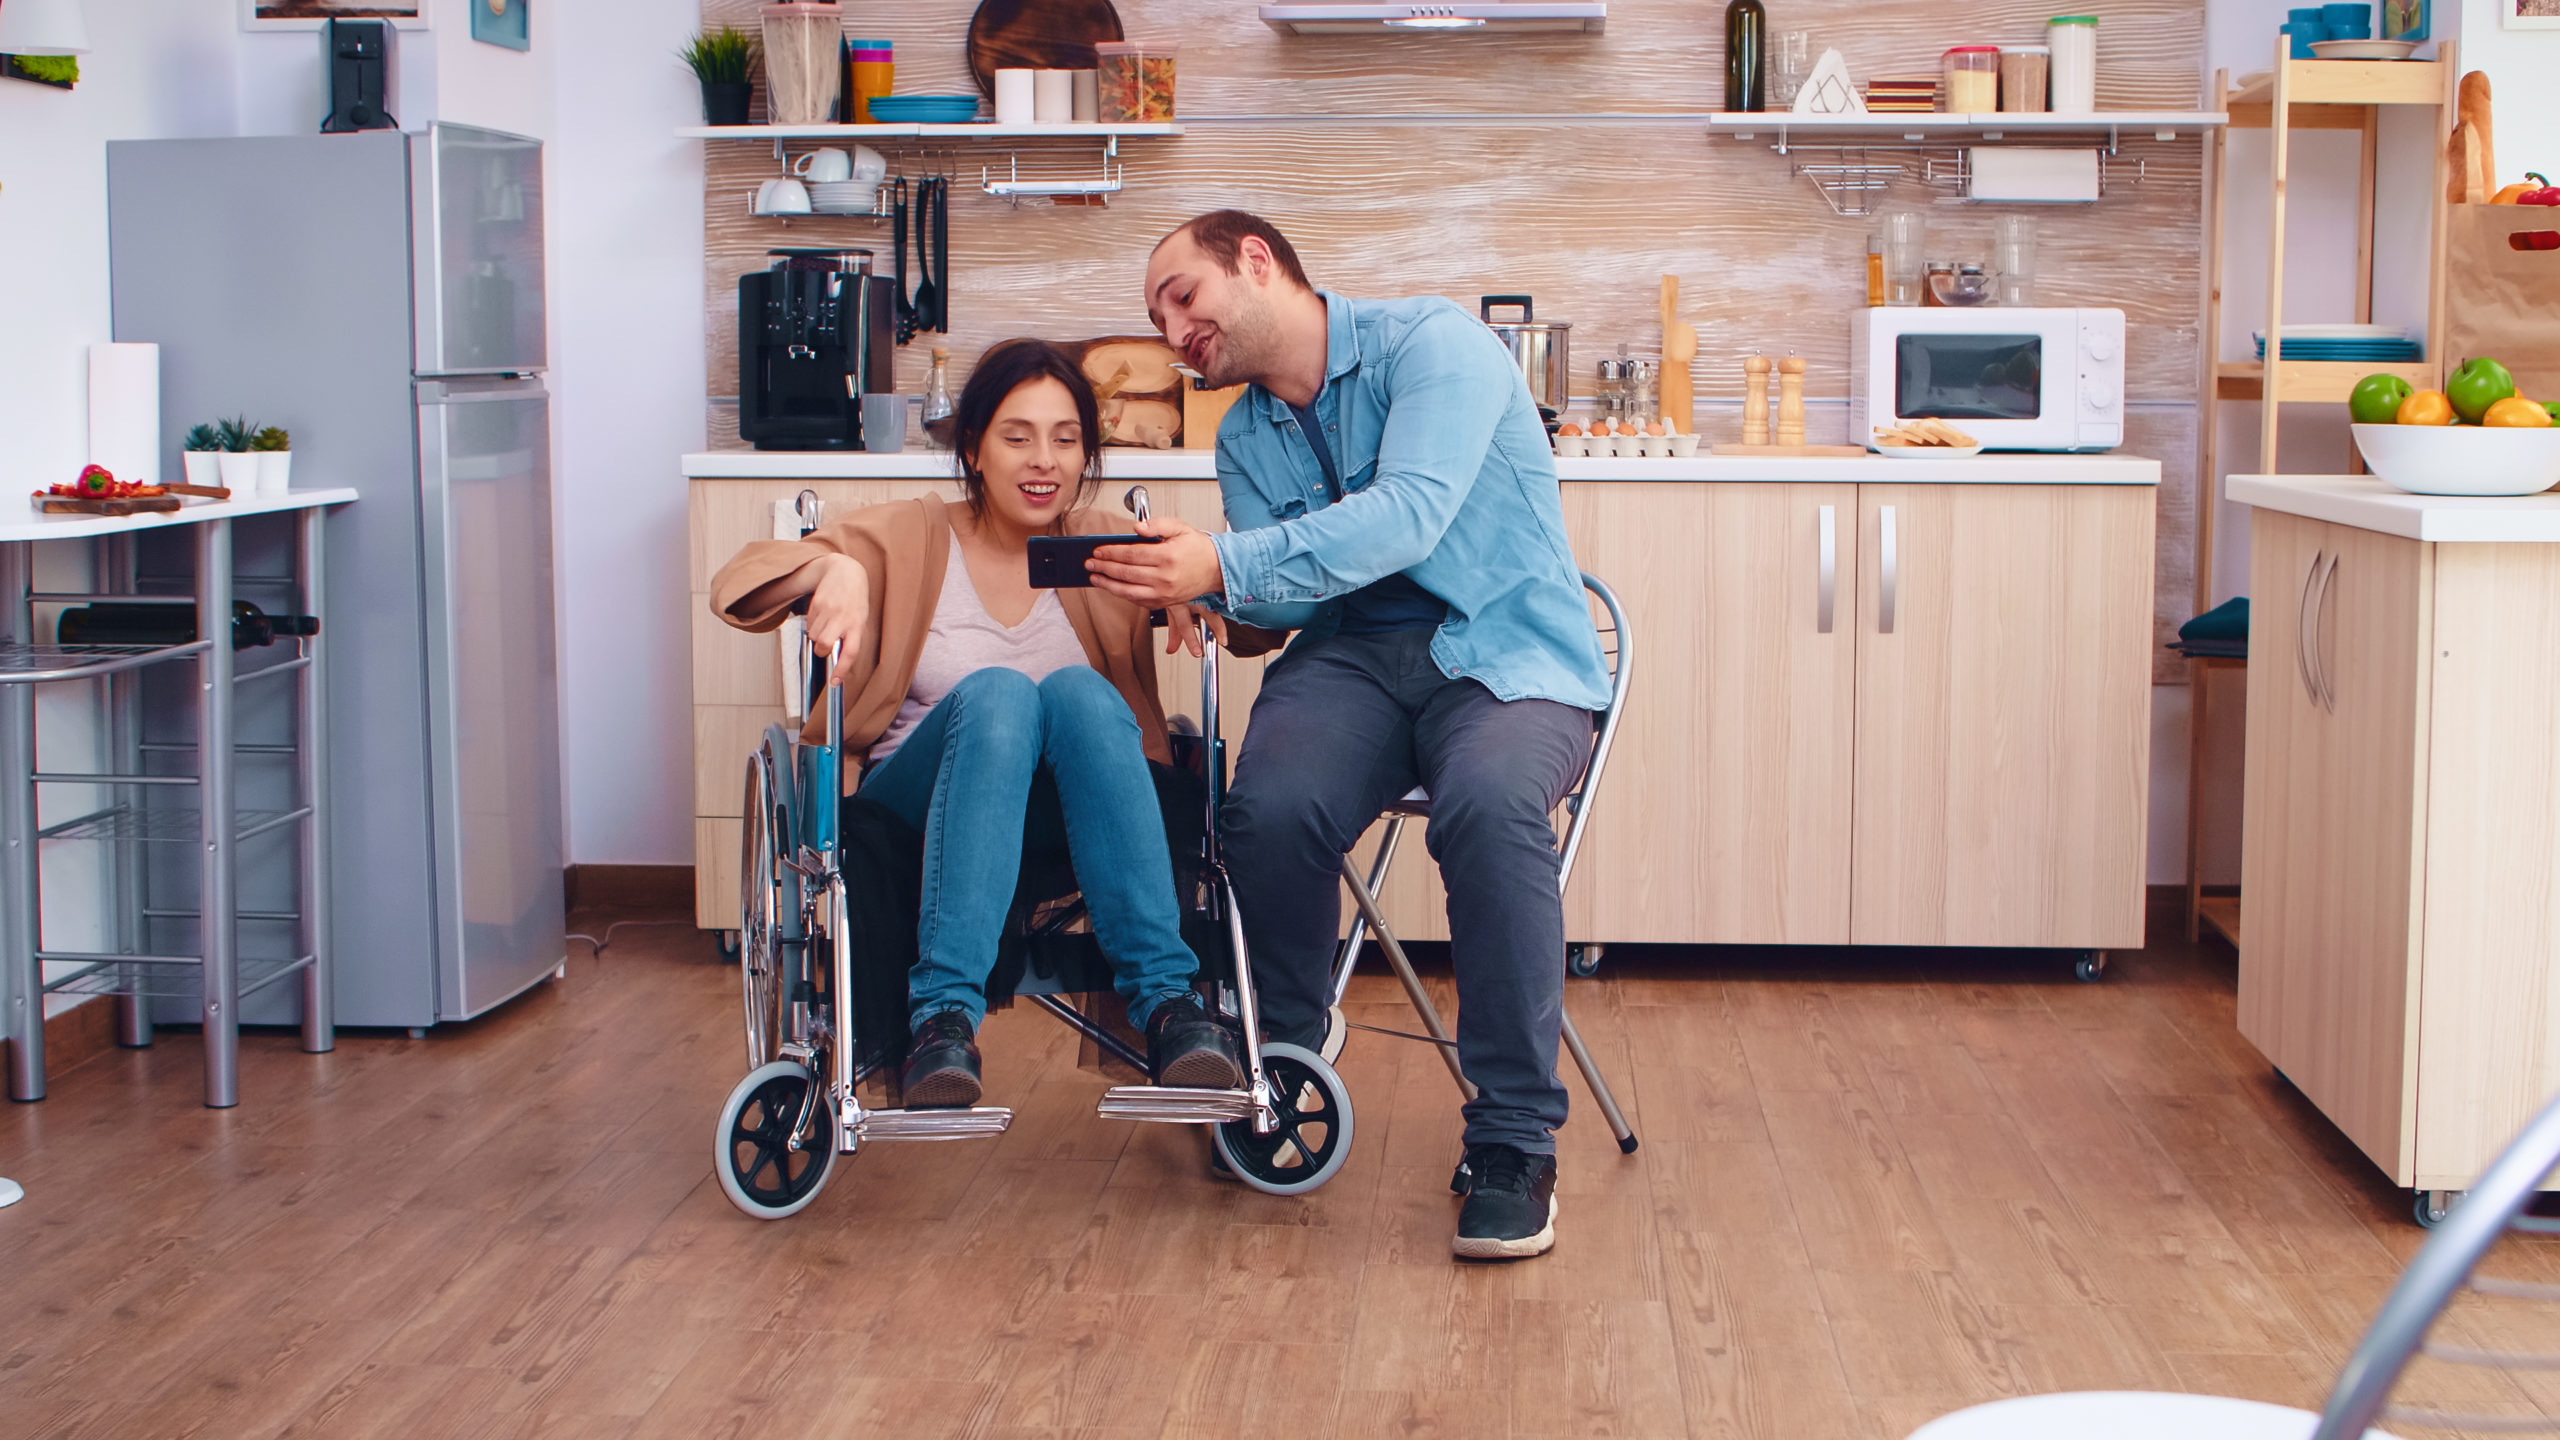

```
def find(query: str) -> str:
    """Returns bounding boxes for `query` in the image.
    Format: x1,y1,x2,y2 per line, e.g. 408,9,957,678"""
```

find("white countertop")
2227,474,2560,543
684,451,2161,486
0,487,358,544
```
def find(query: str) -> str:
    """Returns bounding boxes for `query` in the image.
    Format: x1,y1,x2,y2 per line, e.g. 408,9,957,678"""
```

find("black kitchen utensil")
911,176,945,334
930,174,950,334
890,175,914,343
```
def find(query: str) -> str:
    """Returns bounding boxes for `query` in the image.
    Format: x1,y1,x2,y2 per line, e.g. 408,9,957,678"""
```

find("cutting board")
966,0,1123,97
1710,444,1870,457
41,495,182,515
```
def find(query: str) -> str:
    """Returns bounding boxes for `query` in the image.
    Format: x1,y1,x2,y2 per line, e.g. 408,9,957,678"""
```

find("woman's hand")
804,554,870,685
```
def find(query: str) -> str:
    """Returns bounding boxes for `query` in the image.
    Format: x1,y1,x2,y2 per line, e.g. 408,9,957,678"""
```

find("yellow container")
847,38,892,125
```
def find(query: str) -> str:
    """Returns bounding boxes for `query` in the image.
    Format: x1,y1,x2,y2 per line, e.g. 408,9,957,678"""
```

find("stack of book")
1864,78,1939,113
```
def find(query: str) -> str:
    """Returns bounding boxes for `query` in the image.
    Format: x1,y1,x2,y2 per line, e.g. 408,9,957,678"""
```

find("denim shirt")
1208,293,1610,712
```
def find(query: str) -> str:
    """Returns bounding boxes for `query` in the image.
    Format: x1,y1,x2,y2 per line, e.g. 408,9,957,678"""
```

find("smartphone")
1027,533,1159,589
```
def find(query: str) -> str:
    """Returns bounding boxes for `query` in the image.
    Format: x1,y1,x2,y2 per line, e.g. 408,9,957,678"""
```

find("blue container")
2288,6,2324,21
2282,20,2332,56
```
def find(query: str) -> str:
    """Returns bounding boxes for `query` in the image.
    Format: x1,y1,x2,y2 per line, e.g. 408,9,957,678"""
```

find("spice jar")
1920,259,1957,307
1998,45,2048,113
1941,47,2000,114
1094,41,1178,121
1866,233,1887,307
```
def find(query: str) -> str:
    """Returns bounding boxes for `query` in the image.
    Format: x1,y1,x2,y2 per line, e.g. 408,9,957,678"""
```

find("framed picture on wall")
471,0,530,51
241,1,427,30
2512,0,2560,29
2381,0,2428,40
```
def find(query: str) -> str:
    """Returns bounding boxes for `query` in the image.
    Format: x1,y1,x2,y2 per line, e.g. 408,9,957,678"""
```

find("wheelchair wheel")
715,1060,838,1220
1319,1004,1348,1065
738,752,785,1069
1213,1042,1354,1196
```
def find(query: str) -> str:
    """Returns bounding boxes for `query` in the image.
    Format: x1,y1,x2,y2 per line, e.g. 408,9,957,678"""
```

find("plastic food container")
2047,16,2098,114
1094,41,1177,122
1941,47,2000,114
1999,45,2049,113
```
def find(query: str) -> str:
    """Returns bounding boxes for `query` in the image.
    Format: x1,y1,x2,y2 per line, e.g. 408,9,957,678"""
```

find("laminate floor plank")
10,907,2560,1437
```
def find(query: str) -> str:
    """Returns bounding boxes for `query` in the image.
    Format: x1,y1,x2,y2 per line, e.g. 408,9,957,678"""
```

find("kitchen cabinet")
2235,486,2560,1194
1849,484,2155,948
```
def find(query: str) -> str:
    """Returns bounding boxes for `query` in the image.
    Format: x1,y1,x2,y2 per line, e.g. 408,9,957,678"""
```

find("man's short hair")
1160,210,1312,291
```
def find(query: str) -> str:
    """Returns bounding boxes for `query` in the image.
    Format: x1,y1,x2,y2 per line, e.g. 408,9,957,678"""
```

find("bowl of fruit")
2349,359,2560,496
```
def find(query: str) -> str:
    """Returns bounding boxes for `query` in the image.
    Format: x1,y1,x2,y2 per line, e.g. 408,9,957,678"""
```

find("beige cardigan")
709,497,1188,765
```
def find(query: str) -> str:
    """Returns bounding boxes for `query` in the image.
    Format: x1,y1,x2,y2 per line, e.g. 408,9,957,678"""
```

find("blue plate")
865,96,985,124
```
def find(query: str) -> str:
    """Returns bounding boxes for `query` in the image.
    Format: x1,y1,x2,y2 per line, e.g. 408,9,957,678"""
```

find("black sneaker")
1453,1143,1558,1260
1145,995,1243,1090
901,1009,981,1109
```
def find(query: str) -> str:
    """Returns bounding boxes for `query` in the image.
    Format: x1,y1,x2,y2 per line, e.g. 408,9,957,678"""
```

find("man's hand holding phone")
1087,515,1226,611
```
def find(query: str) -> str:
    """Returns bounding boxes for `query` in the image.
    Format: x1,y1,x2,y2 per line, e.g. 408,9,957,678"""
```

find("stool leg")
1561,1008,1638,1153
1326,817,1407,1010
1339,855,1473,1101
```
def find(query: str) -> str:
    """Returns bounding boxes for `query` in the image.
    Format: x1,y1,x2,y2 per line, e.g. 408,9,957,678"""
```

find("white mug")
847,144,889,186
792,147,854,183
753,177,811,215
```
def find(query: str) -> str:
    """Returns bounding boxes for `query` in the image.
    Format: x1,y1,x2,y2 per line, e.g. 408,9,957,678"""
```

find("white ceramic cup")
1033,69,1074,123
792,147,854,183
847,144,889,186
994,67,1036,125
753,177,812,215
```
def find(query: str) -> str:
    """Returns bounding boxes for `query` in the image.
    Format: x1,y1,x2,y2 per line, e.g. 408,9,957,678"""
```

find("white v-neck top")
869,533,1089,764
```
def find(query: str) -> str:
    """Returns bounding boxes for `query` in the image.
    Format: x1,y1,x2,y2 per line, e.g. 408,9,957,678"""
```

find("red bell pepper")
2522,172,2560,207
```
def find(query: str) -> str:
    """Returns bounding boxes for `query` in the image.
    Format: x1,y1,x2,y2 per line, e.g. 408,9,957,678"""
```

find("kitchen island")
685,451,2161,968
2229,473,2560,1208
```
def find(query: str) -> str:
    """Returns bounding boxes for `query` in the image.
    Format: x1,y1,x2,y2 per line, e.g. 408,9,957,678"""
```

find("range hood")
1260,3,1606,34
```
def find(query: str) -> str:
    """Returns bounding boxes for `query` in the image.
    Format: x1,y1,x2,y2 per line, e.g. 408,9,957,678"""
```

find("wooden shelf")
2215,358,2434,404
2226,57,2448,129
2198,894,2241,947
676,122,1184,140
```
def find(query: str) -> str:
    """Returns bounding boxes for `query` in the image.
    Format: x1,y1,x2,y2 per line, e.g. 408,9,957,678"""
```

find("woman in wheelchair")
709,339,1240,1108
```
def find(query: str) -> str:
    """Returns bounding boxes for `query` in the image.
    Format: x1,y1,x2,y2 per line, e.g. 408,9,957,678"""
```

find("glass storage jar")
1941,46,2000,114
1094,41,1177,121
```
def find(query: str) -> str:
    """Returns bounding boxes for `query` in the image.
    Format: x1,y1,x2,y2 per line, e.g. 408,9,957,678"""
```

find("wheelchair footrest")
1096,1085,1258,1124
859,1106,1014,1141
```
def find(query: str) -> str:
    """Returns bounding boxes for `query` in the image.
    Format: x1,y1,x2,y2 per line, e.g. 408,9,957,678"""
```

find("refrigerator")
106,125,565,1029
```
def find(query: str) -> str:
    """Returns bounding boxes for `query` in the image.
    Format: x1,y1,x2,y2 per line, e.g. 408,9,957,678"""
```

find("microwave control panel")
2076,309,2126,449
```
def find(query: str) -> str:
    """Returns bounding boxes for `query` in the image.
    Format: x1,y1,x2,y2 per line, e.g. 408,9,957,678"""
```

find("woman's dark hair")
950,339,1103,524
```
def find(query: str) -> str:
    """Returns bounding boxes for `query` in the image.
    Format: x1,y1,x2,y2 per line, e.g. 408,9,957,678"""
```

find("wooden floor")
7,898,2560,1440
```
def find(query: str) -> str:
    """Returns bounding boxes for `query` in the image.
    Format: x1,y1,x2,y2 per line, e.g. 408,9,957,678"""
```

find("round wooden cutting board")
965,0,1125,97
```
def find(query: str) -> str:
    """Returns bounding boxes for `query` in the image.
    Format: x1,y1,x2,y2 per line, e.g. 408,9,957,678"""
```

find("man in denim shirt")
1090,211,1608,1260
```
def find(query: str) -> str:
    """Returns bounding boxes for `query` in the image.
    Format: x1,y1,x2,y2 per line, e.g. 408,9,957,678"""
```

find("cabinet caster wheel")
2414,1189,2460,1229
2073,950,2108,983
1568,944,1605,979
715,930,742,964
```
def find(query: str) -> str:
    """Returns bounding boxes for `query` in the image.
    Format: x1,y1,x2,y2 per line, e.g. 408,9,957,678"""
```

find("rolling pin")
1661,275,1696,435
1743,355,1772,446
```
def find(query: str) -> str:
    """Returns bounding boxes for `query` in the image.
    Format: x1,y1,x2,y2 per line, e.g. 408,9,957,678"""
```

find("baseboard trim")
1,994,124,1088
566,864,695,912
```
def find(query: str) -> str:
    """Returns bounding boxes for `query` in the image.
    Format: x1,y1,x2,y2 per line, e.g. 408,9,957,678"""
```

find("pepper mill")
1742,355,1772,446
1777,356,1807,448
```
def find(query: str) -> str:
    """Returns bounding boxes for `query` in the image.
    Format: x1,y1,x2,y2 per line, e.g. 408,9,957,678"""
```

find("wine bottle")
1725,0,1767,113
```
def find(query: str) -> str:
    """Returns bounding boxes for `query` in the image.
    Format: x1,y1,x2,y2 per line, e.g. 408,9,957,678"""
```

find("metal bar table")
3,487,354,1108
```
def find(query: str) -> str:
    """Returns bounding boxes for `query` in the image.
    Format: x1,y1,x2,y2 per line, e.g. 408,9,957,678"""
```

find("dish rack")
1784,146,2151,216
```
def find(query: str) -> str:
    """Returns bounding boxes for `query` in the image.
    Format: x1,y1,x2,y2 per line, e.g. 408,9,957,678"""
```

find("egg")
1558,422,1583,436
1644,421,1666,436
1589,420,1612,437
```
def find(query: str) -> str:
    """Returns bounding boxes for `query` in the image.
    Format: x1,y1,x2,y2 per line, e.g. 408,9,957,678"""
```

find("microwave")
1850,307,2125,452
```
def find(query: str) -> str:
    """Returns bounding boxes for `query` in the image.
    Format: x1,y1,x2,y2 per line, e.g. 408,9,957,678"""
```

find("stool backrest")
2311,1091,2560,1438
1555,573,1631,894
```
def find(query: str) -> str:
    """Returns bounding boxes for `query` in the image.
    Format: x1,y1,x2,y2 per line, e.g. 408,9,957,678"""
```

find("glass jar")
1998,45,2048,113
1920,259,1957,307
1941,46,2000,114
2047,16,2097,114
1094,41,1178,121
1883,211,1926,307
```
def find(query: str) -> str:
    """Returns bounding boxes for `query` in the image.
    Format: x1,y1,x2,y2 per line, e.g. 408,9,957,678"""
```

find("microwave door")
1895,332,2045,426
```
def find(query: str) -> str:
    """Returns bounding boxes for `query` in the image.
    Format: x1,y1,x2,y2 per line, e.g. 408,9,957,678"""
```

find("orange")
2396,390,2457,426
2483,396,2557,428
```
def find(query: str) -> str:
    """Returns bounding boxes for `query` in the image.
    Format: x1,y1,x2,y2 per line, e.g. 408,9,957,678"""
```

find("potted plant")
181,424,223,489
682,27,756,126
250,425,291,496
214,416,259,493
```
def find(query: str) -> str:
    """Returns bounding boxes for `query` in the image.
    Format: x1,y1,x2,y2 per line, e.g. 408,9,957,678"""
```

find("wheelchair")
714,599,1355,1220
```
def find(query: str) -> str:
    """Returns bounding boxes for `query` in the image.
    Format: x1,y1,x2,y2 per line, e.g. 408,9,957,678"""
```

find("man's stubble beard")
1199,284,1285,391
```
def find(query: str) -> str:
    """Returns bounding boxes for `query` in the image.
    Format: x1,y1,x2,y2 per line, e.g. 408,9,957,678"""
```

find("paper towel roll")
994,68,1036,125
1033,69,1074,124
88,343,160,487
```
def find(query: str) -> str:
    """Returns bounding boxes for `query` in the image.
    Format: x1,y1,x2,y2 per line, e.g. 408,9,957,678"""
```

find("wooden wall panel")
701,0,2207,664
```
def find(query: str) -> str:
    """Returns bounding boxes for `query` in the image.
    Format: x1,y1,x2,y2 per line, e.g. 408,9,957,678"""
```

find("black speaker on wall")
321,18,397,134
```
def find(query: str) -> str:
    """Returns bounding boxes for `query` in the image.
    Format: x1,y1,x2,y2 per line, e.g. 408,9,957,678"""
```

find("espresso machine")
738,248,897,450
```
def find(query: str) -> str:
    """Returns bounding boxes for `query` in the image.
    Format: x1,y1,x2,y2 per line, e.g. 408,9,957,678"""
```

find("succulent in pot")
181,423,224,488
213,416,261,493
249,425,293,496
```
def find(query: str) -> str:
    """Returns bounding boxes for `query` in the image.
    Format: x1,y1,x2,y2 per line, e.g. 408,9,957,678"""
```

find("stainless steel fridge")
106,124,565,1029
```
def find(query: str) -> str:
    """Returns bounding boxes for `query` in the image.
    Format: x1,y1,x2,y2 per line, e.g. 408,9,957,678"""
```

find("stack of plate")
2254,324,2424,363
808,182,881,215
865,95,984,124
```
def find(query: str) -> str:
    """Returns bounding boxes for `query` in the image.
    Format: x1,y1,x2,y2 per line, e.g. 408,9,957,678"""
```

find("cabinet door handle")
1817,504,1836,634
2297,548,2323,708
1878,504,1898,634
2312,551,2340,713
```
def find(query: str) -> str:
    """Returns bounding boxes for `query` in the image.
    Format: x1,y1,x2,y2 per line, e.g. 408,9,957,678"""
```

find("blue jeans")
857,665,1199,1032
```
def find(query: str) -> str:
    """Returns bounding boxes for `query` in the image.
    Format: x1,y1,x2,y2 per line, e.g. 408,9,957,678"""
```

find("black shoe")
901,1010,981,1109
1145,995,1243,1090
1453,1143,1558,1260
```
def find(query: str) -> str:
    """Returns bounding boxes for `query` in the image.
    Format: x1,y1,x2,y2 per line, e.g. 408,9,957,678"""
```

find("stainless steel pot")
1480,295,1571,418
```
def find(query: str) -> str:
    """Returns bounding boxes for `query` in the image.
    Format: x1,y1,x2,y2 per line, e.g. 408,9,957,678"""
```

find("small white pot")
258,451,292,496
182,451,222,488
217,453,260,492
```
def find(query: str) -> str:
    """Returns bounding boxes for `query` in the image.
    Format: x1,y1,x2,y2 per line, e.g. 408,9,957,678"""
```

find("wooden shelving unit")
2187,44,2458,948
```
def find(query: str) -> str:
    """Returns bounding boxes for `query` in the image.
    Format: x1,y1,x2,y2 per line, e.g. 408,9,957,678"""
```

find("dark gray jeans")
1222,627,1594,1154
